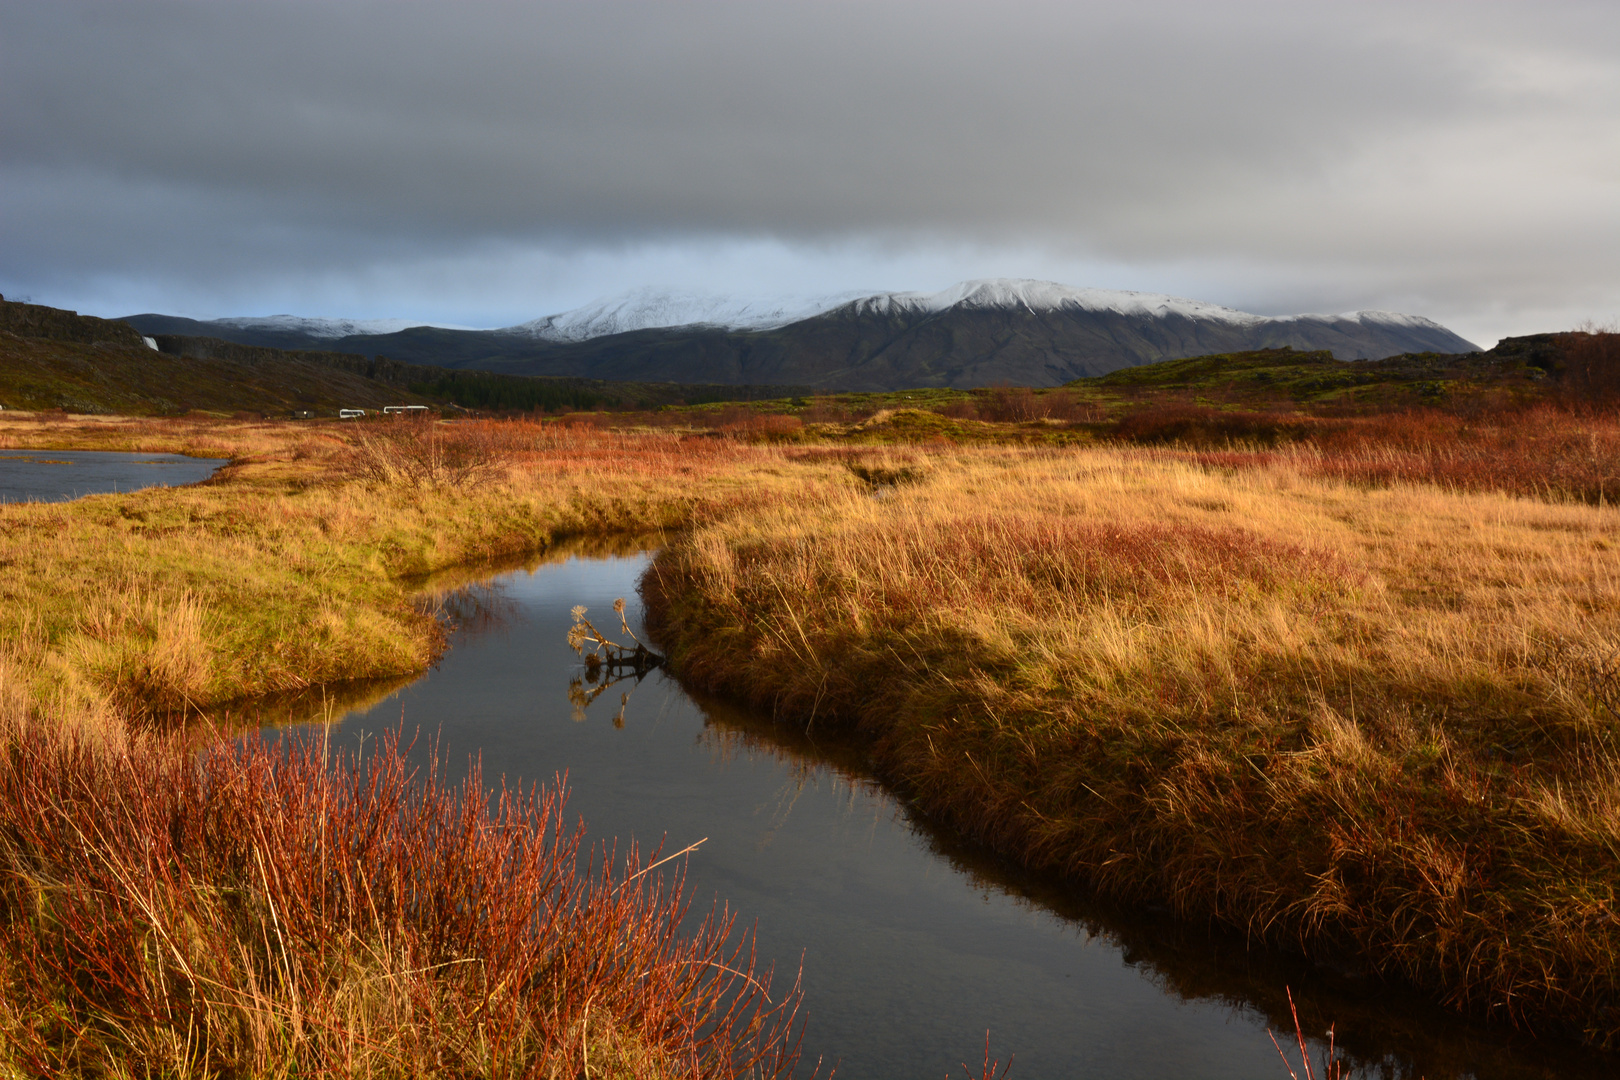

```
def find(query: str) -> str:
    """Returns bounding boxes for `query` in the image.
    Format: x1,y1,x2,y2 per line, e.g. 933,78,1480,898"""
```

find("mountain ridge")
122,279,1480,392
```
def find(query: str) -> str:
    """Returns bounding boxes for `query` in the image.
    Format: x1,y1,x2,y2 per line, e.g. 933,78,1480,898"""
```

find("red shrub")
1306,406,1620,504
935,400,980,421
1114,405,1311,446
0,725,804,1076
717,412,805,440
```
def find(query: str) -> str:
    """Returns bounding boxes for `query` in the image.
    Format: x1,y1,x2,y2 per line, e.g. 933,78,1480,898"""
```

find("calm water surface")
0,448,226,502
253,546,1612,1080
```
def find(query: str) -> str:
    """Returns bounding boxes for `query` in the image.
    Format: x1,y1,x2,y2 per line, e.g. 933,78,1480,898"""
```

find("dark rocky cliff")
2,298,152,350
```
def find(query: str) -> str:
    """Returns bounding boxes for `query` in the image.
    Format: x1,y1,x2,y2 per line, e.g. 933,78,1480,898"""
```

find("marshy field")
3,335,1620,1077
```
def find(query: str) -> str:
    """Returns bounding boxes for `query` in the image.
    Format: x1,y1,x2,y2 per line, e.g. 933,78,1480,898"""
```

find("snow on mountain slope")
500,279,1463,343
501,280,1269,340
500,287,866,341
212,315,470,338
842,281,1462,335
197,281,1466,349
1267,309,1458,332
843,279,1267,323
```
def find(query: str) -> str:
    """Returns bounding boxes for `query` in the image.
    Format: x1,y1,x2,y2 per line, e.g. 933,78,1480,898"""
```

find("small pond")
0,448,227,503
236,543,1614,1080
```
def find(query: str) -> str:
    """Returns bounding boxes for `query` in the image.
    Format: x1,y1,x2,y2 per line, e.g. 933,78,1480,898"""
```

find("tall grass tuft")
0,714,804,1077
345,416,504,489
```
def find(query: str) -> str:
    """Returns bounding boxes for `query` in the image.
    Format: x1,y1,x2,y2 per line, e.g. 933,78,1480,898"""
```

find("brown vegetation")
644,441,1620,1046
0,412,844,1073
977,386,1096,423
1556,330,1620,409
1161,407,1620,505
1112,404,1313,446
0,712,802,1076
8,376,1620,1064
0,413,837,723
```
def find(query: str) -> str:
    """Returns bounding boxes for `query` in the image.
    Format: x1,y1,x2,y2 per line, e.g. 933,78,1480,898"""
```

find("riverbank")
0,412,836,1075
644,441,1620,1047
0,413,838,729
8,405,1620,1065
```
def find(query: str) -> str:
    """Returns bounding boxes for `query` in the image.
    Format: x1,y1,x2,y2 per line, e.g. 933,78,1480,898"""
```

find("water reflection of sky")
0,448,226,503
250,548,1614,1080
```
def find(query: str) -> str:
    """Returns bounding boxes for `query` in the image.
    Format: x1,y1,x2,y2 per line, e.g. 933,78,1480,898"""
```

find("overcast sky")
3,0,1617,345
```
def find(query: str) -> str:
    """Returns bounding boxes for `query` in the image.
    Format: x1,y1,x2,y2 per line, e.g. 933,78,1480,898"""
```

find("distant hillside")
644,335,1607,448
123,279,1481,392
1081,339,1564,411
0,299,442,415
0,299,806,416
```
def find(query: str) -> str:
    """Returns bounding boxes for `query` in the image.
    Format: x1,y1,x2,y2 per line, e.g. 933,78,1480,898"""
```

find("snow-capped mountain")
494,279,1462,344
498,280,1249,339
498,287,866,341
121,279,1480,392
844,279,1262,323
843,279,1464,334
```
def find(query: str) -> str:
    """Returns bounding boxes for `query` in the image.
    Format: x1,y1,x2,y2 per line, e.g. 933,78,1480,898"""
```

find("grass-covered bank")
8,397,1620,1068
643,442,1620,1048
0,413,840,726
0,413,842,1075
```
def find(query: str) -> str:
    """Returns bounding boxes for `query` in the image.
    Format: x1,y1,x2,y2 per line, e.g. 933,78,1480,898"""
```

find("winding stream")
237,542,1612,1079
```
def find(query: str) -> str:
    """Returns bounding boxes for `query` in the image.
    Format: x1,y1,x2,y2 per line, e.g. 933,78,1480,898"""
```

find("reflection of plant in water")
568,667,648,727
567,599,663,726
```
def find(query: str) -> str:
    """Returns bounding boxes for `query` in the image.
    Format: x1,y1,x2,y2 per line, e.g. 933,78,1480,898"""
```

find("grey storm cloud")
3,0,1618,337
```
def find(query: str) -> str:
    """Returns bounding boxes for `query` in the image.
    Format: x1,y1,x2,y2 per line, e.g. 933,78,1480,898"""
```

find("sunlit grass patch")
0,416,850,729
646,443,1620,1045
8,405,1620,1054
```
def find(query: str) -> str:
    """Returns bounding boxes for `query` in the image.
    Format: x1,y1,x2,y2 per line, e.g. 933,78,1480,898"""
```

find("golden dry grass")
0,414,843,731
9,407,1620,1057
0,414,842,1075
645,443,1620,1045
